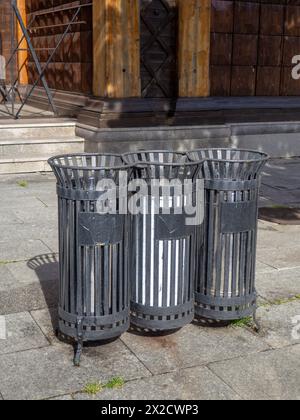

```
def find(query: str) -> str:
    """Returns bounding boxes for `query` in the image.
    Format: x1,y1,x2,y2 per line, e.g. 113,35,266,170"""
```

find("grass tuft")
17,180,28,188
83,382,103,395
105,377,125,390
83,377,125,395
231,317,253,328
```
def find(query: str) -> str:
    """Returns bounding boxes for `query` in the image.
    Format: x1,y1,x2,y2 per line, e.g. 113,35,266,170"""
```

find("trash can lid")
123,150,204,180
48,153,130,171
187,149,269,181
48,153,132,189
188,148,269,163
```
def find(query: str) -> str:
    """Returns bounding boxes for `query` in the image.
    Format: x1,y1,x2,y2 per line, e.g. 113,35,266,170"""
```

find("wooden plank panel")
27,0,93,94
93,0,140,98
17,0,28,85
178,0,211,97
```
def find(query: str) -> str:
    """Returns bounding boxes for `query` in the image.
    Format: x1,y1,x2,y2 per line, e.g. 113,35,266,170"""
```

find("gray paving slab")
257,246,300,270
0,264,16,288
0,196,47,210
0,341,150,400
256,267,300,302
258,196,277,208
0,239,51,262
0,312,49,356
257,224,300,249
256,260,277,274
2,258,58,290
209,345,300,400
0,282,58,316
14,207,58,226
30,307,59,344
121,324,269,375
257,301,300,349
0,172,55,186
34,191,57,208
74,366,240,401
263,160,300,191
260,184,300,206
0,260,58,315
0,210,24,226
0,225,58,253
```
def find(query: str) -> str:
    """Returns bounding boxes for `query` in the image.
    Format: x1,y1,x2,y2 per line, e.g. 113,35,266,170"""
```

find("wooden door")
140,0,178,98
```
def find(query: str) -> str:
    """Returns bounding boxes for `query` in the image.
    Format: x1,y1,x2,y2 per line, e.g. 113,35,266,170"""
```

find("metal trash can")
123,151,204,332
48,154,131,365
188,149,268,323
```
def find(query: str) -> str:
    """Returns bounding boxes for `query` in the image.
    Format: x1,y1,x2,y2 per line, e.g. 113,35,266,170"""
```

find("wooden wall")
93,0,140,98
26,0,93,93
178,0,211,97
210,0,300,96
0,0,13,76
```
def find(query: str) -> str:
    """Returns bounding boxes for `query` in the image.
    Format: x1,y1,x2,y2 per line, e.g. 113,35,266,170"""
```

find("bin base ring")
130,301,194,332
58,308,130,343
195,301,256,322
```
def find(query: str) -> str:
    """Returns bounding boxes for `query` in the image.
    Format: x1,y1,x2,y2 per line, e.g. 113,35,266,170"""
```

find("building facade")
1,0,300,125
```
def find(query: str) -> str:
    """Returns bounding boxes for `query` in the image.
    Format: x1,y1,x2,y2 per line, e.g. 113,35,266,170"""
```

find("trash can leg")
74,318,83,367
74,339,83,367
253,309,261,333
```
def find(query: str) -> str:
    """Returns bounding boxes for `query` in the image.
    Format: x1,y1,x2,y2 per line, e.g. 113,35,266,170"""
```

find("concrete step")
0,157,56,174
0,119,85,174
0,120,77,139
0,136,84,160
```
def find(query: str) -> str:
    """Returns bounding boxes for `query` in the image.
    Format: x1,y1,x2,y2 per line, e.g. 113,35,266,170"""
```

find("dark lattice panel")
140,0,178,98
26,0,92,94
210,0,300,96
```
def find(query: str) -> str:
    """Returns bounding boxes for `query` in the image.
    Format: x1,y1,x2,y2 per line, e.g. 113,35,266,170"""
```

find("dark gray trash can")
188,149,268,323
123,151,204,332
48,154,131,365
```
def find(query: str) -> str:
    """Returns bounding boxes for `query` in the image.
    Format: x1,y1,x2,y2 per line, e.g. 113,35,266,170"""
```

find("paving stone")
121,324,269,375
34,192,57,208
0,342,151,400
0,260,58,315
260,185,300,206
0,282,58,315
0,225,58,253
257,246,300,270
14,207,57,226
209,345,300,400
0,173,55,186
30,307,59,344
259,196,277,208
256,268,300,302
0,264,16,288
74,366,240,401
257,301,300,349
257,226,300,249
0,239,51,262
0,312,49,356
256,261,276,274
0,210,24,226
3,258,58,289
0,196,47,210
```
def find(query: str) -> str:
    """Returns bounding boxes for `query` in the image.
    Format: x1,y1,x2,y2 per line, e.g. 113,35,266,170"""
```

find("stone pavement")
0,159,299,400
